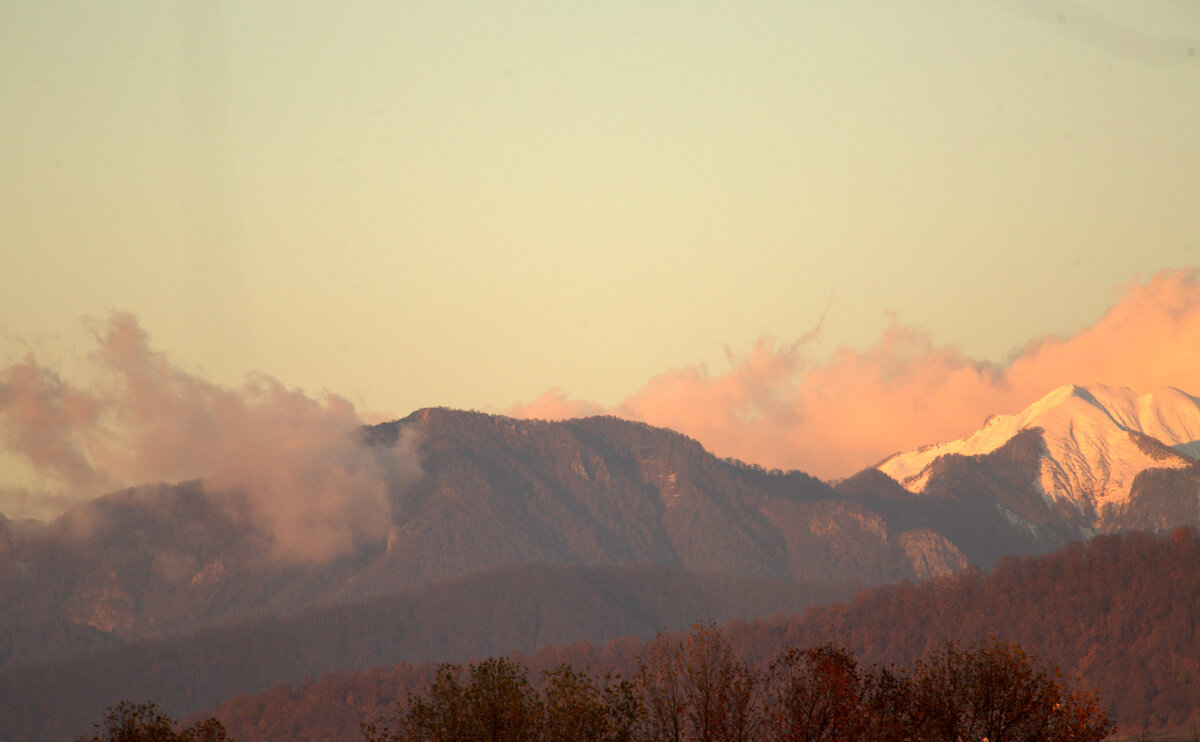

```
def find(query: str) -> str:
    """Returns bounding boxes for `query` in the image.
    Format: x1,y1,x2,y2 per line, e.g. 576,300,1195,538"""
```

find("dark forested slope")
0,563,855,742
203,529,1200,741
1,409,1016,666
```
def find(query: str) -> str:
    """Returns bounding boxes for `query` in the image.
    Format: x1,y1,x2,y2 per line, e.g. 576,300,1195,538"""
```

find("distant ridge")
878,384,1200,527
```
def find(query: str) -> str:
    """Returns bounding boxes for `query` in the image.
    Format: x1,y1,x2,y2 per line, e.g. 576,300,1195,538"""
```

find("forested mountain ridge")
0,563,858,742
200,528,1200,741
5,404,1200,740
5,406,1200,669
357,408,973,592
0,408,1001,663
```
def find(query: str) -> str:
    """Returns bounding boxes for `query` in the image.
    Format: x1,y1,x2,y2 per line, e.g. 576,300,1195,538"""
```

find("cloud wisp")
512,269,1200,480
0,312,420,561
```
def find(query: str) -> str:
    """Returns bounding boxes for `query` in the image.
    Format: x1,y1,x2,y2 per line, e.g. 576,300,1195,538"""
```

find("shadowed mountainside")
0,563,857,742
0,409,998,663
199,528,1200,742
4,408,1200,739
6,408,1199,673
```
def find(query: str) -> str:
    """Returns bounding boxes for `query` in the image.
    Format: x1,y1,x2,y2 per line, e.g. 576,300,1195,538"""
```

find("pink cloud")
511,269,1200,479
0,312,420,561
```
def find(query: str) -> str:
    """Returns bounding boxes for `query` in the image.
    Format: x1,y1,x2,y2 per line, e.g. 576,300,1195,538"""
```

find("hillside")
1,408,991,665
0,563,856,742
202,528,1200,740
5,403,1200,739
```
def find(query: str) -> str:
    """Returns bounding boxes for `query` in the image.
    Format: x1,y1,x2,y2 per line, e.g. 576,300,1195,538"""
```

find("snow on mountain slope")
877,385,1200,514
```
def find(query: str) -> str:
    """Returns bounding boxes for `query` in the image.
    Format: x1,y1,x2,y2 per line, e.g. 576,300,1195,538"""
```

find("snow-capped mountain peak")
878,384,1200,514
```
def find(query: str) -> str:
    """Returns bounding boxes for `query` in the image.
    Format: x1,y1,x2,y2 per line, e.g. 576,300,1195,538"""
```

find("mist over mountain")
7,390,1200,663
0,408,970,661
0,312,423,560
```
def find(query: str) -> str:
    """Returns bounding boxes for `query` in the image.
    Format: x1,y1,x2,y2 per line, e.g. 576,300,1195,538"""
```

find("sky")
2,2,1200,520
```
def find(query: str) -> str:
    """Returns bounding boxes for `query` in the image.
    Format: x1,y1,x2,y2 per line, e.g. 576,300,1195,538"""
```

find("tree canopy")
361,627,1111,742
76,700,231,742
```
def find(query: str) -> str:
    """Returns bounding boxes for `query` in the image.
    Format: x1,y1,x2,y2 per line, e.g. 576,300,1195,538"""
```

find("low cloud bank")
0,312,419,561
8,271,1197,542
512,270,1200,480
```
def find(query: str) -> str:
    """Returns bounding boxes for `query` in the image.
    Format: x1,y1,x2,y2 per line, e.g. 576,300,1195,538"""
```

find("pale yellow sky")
2,0,1199,420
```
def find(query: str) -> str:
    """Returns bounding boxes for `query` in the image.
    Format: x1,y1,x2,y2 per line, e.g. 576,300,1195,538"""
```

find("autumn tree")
77,701,231,742
765,644,866,742
370,658,542,742
680,626,760,742
858,664,917,742
541,664,639,742
634,625,761,742
542,665,608,741
463,657,541,742
633,634,687,742
364,658,639,742
601,675,640,742
904,638,1113,742
363,634,1113,742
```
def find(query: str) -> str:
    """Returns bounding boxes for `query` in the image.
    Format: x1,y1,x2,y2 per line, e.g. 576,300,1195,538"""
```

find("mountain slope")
7,396,1200,738
0,564,858,742
198,528,1200,741
840,428,1083,567
743,527,1200,735
878,384,1200,530
1,409,971,665
356,409,964,593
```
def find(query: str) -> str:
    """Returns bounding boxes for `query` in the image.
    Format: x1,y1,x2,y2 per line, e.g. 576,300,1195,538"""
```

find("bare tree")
77,701,231,742
681,625,761,742
766,644,866,742
634,625,762,742
634,634,687,742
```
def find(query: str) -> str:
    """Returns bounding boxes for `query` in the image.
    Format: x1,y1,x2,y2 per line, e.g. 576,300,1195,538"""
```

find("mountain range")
2,383,1199,738
879,383,1200,533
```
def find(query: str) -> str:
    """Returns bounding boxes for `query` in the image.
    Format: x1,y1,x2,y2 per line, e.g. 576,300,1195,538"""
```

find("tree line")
77,700,231,742
77,627,1111,741
192,529,1200,741
360,626,1111,742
